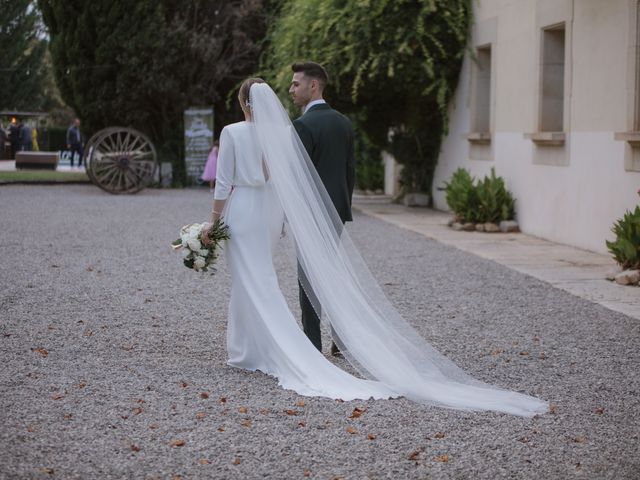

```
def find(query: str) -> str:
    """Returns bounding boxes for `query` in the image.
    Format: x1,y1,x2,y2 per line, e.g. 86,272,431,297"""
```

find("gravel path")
1,185,638,479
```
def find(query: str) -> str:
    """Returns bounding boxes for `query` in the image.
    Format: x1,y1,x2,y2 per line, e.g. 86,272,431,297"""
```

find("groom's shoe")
330,342,342,357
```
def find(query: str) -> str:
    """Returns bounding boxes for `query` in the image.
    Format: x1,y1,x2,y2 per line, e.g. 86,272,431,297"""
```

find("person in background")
9,120,20,159
20,123,33,151
0,122,6,160
201,139,219,192
66,118,83,168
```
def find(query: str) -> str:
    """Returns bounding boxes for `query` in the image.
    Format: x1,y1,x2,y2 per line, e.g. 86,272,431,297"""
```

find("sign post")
184,107,214,184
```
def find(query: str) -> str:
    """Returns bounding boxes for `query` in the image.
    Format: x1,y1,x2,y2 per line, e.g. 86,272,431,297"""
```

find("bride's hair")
239,77,266,109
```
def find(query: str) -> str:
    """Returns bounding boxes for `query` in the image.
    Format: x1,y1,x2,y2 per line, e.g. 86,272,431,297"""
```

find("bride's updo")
239,77,266,111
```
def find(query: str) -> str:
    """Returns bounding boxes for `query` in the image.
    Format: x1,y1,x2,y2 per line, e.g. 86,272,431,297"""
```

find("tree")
38,0,275,184
261,0,471,194
0,0,59,111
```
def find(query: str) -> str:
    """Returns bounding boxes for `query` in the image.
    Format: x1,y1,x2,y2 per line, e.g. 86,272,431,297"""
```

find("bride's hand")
200,222,212,246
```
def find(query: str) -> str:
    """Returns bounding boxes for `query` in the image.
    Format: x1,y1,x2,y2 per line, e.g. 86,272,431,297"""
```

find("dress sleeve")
213,128,234,200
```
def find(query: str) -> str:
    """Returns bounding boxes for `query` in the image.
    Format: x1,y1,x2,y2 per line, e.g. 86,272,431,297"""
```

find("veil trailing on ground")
250,83,548,417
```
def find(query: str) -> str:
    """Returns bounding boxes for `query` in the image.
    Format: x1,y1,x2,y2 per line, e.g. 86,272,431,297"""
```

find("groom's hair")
291,62,328,90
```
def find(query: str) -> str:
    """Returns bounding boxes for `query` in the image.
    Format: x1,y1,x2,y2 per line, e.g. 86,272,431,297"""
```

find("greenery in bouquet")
171,221,230,273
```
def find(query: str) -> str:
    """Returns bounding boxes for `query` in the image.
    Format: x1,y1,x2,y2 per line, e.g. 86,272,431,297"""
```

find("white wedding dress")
212,84,549,416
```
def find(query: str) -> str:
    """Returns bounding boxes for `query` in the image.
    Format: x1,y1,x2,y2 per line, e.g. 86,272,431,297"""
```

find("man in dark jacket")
289,61,356,356
66,118,83,167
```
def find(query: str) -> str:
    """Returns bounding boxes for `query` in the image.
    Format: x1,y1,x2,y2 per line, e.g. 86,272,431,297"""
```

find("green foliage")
38,0,274,184
606,206,640,270
354,121,383,191
444,168,515,223
261,0,472,193
0,0,61,111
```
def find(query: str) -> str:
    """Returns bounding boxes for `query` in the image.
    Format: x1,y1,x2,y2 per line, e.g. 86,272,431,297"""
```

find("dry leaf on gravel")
132,407,143,415
549,404,558,414
219,397,227,403
303,470,311,477
408,450,422,461
149,424,159,429
593,408,605,415
296,401,305,407
238,406,248,413
434,454,449,463
198,458,210,465
349,407,366,418
285,409,299,416
346,426,357,434
434,432,445,439
131,445,140,452
195,412,206,420
217,426,225,432
37,467,54,475
573,436,587,444
51,393,63,400
200,392,210,399
31,347,48,357
180,382,188,388
170,439,185,447
233,457,241,465
241,419,252,427
367,434,377,440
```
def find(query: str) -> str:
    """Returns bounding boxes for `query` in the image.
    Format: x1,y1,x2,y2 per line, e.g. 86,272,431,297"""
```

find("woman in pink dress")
202,140,219,192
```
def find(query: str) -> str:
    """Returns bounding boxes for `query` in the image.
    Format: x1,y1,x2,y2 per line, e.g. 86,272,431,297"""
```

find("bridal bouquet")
171,221,230,273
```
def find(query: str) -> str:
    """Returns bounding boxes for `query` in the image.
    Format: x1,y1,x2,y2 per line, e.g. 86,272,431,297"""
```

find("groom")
289,61,356,356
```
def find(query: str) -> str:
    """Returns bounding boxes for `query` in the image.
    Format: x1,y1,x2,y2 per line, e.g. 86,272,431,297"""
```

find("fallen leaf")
149,424,159,429
539,352,547,359
84,330,93,337
217,426,225,432
200,392,209,399
593,407,605,415
121,415,129,420
518,437,530,443
120,345,134,352
549,404,558,414
170,439,185,447
241,419,252,427
78,382,86,389
180,382,188,388
37,467,54,475
131,445,140,452
367,434,377,440
31,347,49,357
303,470,311,477
519,351,530,356
349,407,366,418
259,408,270,415
296,401,306,407
233,457,241,465
195,412,206,420
133,407,143,415
434,454,449,463
47,325,55,330
490,348,503,356
86,266,93,272
198,458,210,465
434,432,445,439
408,450,421,461
298,421,306,428
63,414,72,420
238,407,248,413
573,436,587,444
219,397,227,403
575,463,582,470
51,393,63,400
285,409,299,416
346,426,357,434
136,398,145,404
26,424,37,432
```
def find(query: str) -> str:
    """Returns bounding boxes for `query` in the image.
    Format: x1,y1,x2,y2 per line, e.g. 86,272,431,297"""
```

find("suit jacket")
293,103,355,223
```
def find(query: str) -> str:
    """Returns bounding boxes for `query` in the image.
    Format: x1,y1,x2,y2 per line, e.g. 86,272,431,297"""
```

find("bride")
203,77,548,417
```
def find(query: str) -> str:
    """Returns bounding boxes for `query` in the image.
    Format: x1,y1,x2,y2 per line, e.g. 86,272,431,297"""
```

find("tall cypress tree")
0,0,53,111
38,0,273,183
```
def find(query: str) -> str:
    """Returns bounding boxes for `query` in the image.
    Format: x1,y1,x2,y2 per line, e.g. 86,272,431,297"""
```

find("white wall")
432,0,640,254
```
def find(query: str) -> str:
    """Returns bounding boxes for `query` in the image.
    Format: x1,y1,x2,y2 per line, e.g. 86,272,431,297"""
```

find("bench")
15,151,60,170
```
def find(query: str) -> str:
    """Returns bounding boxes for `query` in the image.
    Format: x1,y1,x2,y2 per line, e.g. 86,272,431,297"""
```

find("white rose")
182,249,191,259
198,249,209,257
194,256,206,269
187,238,202,251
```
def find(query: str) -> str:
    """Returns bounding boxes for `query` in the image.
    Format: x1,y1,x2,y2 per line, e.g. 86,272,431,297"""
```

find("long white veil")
250,83,548,417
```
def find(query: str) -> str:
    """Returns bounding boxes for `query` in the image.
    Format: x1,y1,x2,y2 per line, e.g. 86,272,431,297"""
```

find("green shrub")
606,205,640,270
444,167,515,223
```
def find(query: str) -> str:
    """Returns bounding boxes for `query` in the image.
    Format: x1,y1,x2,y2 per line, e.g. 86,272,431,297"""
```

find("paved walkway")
353,196,639,321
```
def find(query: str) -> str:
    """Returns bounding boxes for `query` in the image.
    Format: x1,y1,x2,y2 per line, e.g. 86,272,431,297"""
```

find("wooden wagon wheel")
84,127,157,194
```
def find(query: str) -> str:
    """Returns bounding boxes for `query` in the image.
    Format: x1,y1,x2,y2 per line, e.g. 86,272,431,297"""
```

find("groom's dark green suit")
293,103,356,351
